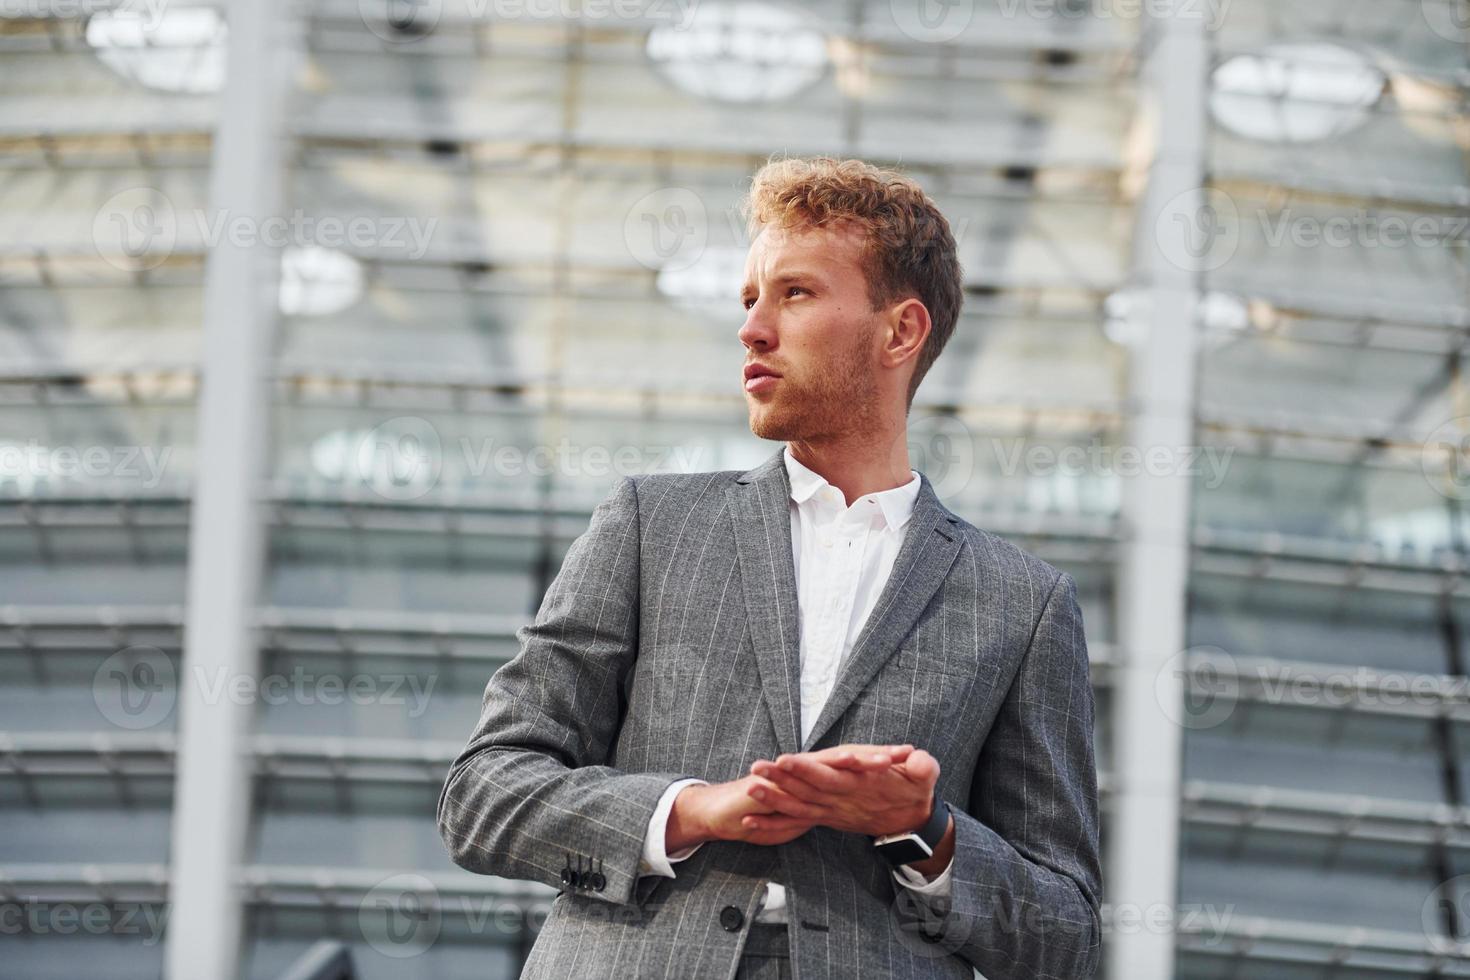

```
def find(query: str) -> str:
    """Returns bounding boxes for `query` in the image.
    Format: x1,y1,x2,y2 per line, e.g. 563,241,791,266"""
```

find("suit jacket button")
720,905,744,932
590,872,606,891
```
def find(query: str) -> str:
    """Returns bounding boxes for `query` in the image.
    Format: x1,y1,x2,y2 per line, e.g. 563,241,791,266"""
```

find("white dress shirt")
637,445,954,923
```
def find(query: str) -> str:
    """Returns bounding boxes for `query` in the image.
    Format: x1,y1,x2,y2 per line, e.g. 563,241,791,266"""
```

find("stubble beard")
747,334,882,443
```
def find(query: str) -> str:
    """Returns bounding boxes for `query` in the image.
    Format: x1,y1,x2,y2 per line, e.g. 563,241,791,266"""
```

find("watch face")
877,836,933,867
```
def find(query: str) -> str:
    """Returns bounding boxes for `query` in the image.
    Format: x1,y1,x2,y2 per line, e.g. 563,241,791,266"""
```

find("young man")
438,156,1102,979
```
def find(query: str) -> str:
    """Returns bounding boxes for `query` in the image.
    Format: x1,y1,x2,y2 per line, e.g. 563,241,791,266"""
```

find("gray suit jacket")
437,446,1102,979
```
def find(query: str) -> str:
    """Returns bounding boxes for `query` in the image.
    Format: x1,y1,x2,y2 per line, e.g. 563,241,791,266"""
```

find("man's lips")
745,374,779,393
743,363,781,393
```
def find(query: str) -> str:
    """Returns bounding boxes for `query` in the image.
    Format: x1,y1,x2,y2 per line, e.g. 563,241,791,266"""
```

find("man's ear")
884,298,931,370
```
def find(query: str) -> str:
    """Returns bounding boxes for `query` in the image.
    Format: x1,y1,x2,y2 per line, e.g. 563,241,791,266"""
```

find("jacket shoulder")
946,511,1068,593
626,467,748,497
620,468,749,524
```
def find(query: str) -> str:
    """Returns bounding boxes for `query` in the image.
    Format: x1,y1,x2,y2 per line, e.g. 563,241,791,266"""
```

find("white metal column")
165,2,297,977
1107,4,1208,978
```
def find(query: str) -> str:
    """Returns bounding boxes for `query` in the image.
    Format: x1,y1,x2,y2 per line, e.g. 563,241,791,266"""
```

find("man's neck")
785,430,914,507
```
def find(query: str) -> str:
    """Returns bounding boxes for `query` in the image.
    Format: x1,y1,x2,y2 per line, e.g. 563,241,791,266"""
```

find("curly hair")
738,155,964,408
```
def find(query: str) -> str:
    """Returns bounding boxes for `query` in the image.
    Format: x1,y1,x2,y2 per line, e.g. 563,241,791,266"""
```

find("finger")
818,743,913,757
746,775,828,819
820,744,914,770
893,748,940,784
782,752,882,781
752,755,837,785
742,813,816,834
750,760,840,803
775,753,870,793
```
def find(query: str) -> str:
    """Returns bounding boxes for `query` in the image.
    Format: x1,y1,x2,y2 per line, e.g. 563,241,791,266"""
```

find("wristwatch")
873,788,950,868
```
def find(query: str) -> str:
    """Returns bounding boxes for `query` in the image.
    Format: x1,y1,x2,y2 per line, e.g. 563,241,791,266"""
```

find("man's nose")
738,305,776,350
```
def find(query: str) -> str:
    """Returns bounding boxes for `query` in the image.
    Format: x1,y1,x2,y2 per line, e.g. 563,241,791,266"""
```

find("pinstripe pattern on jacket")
437,445,1102,979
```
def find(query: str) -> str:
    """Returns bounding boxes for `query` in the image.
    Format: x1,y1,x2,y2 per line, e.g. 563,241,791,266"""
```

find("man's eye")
742,297,755,310
787,286,806,297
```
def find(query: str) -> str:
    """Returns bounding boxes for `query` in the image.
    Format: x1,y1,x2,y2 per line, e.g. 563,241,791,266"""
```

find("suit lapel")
725,447,804,758
726,446,966,757
800,473,964,752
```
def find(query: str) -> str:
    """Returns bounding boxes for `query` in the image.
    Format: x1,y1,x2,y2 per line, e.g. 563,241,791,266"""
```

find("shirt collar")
782,445,921,532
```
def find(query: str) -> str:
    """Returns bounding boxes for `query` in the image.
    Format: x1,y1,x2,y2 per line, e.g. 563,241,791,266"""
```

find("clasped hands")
666,743,940,852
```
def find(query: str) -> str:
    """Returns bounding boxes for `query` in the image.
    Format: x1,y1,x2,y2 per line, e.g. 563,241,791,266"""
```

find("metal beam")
164,1,299,977
1107,3,1208,977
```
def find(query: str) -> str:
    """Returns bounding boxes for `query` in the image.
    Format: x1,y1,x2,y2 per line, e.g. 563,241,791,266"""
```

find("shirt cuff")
891,854,954,897
638,778,709,878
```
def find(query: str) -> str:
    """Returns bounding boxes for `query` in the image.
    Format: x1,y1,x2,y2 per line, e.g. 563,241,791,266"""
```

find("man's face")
738,222,886,441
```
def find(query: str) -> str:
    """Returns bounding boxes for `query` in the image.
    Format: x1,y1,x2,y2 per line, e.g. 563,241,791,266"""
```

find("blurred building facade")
2,0,1469,977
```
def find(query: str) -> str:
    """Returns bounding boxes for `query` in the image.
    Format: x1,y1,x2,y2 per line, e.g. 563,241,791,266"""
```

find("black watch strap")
913,787,950,849
873,787,950,867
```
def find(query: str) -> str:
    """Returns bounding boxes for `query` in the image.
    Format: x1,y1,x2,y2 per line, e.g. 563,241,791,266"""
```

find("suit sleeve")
938,569,1104,979
892,854,953,896
435,476,699,907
